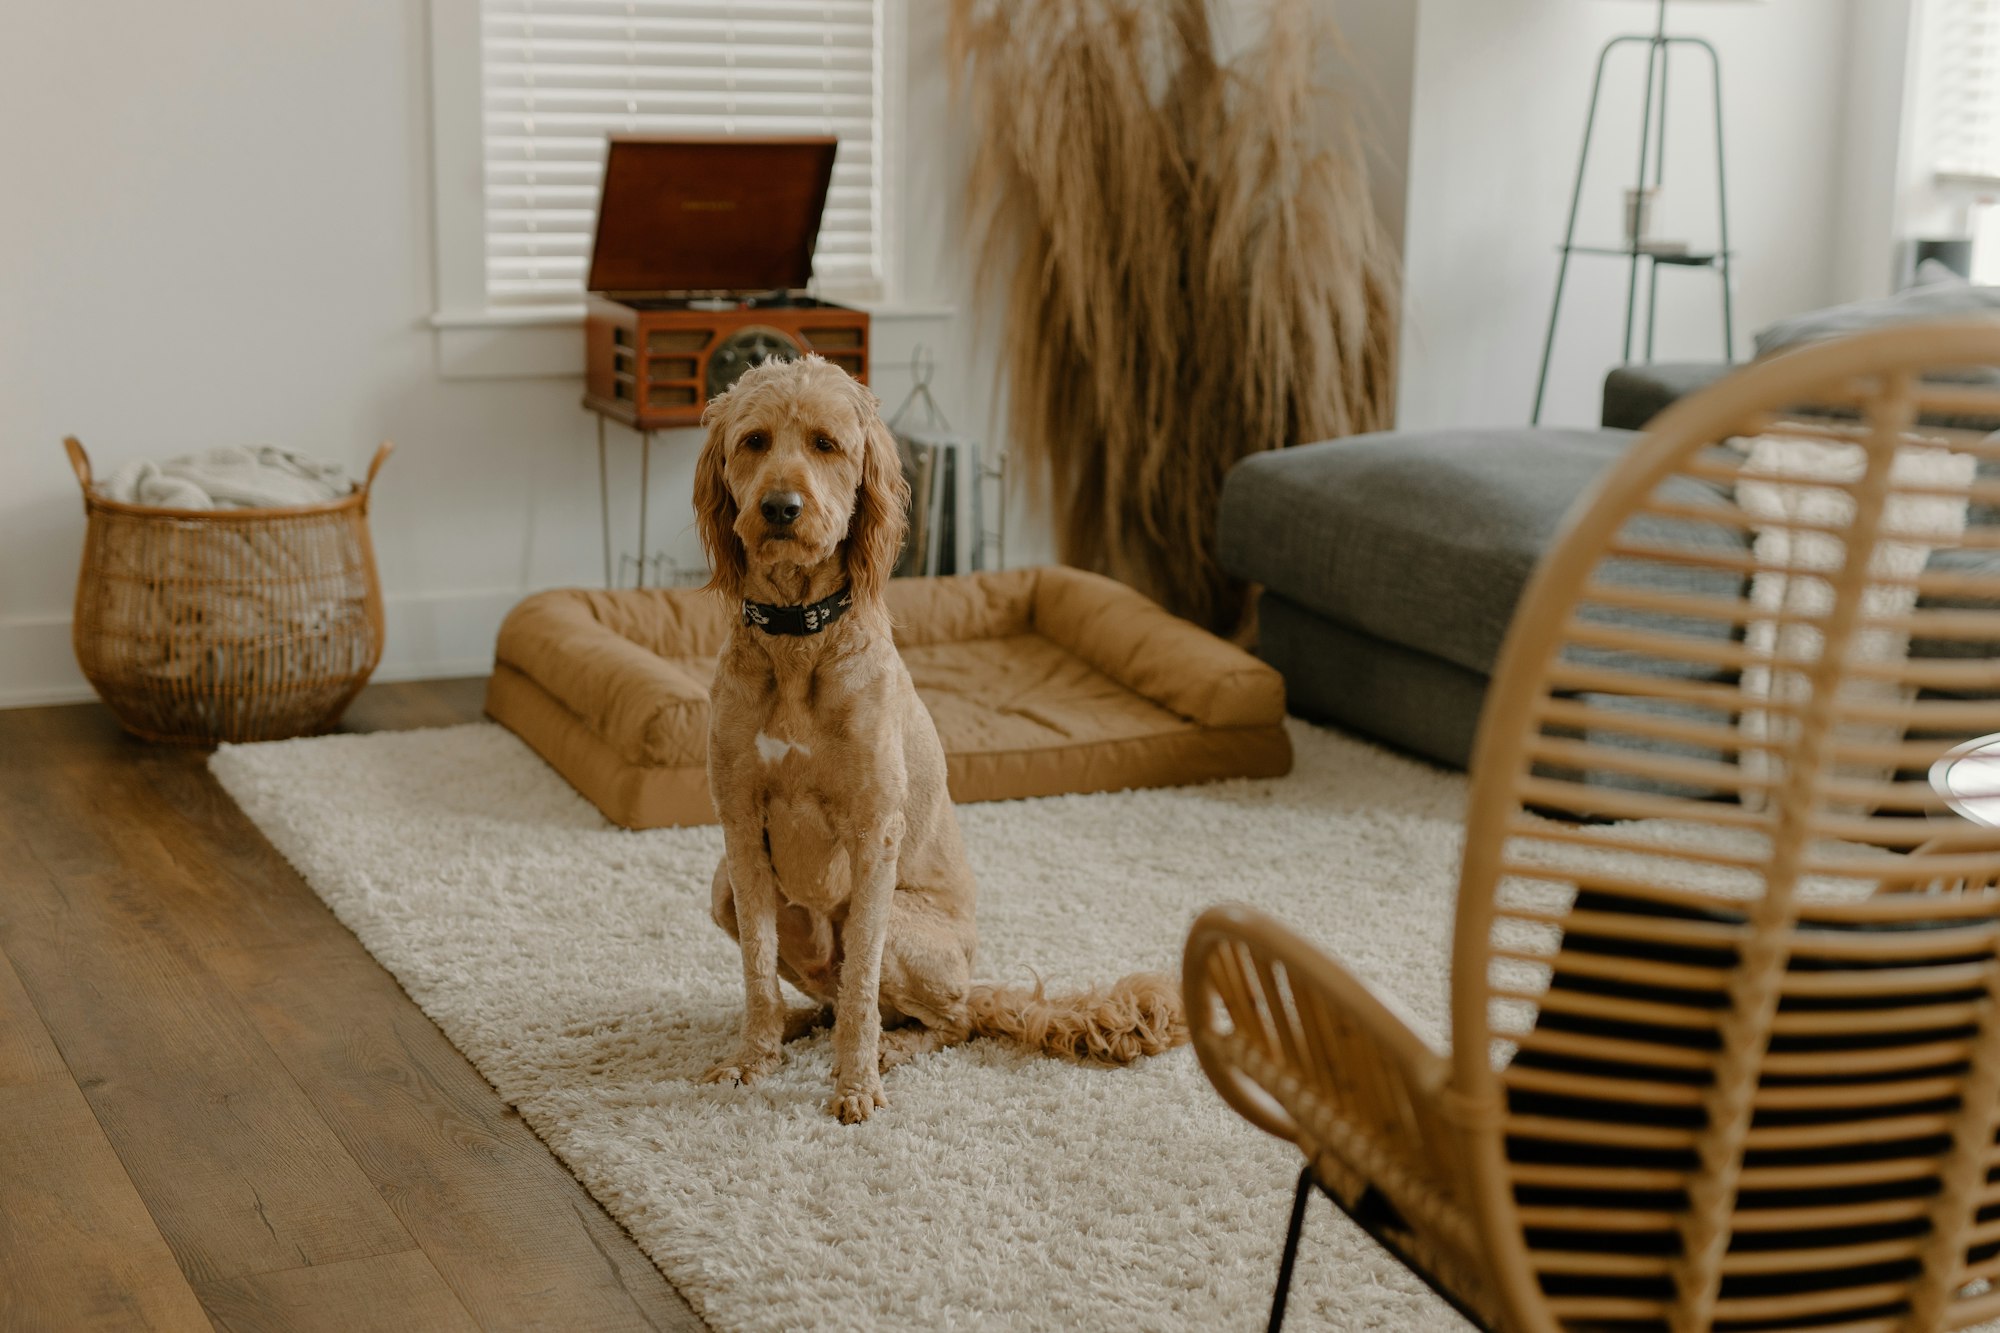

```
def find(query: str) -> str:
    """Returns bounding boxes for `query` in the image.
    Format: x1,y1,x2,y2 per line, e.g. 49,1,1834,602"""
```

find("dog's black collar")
742,586,854,636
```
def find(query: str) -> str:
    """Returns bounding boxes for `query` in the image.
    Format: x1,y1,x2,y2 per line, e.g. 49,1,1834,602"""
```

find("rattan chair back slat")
65,437,391,744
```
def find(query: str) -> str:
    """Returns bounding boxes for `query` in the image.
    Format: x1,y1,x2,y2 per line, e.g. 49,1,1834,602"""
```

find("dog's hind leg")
877,894,976,1071
784,1005,833,1043
877,1018,969,1071
715,861,838,1032
708,858,737,938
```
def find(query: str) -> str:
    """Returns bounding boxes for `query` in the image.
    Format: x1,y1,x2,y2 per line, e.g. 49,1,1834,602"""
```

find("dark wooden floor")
0,679,702,1332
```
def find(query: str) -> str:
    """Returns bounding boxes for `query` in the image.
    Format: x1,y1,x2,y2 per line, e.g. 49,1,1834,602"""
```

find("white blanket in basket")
103,446,351,510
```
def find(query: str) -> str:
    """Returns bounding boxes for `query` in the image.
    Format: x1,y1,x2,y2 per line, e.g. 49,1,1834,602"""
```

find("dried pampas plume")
951,0,1399,634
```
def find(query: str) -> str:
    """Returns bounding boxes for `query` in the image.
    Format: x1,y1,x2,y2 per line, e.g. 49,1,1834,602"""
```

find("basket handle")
63,436,92,494
362,441,394,494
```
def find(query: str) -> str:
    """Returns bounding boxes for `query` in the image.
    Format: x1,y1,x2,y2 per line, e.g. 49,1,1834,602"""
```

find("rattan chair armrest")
1184,904,1457,1198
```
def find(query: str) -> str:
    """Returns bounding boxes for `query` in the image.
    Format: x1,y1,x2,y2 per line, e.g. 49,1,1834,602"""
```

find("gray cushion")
1218,427,1747,681
1602,362,1731,431
1754,269,2000,371
1557,694,1732,800
1603,359,2000,436
1911,547,2000,680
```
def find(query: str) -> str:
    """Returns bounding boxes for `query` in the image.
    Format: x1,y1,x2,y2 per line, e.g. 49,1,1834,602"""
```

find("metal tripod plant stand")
1530,0,1736,424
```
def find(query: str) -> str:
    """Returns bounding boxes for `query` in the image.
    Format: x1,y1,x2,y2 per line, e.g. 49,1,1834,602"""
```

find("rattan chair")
1186,323,2000,1332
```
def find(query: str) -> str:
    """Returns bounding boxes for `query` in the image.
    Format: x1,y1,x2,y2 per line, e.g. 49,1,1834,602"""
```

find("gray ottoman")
1217,427,1744,774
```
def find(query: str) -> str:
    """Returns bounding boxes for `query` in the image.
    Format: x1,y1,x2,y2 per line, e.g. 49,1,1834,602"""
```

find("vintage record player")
582,135,869,429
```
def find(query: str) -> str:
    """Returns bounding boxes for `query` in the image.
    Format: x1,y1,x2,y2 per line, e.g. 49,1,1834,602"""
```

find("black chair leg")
1268,1165,1316,1333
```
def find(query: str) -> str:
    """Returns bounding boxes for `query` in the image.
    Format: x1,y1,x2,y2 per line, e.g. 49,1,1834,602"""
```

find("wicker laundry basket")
65,437,393,745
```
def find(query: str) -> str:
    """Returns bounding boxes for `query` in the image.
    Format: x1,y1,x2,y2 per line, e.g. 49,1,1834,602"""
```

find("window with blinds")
481,0,884,311
1931,0,2000,184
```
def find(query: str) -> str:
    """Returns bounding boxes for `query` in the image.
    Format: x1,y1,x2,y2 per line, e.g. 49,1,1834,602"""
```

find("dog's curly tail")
965,971,1188,1064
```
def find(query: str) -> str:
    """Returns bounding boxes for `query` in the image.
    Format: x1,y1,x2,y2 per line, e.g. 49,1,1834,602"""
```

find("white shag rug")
211,719,1482,1331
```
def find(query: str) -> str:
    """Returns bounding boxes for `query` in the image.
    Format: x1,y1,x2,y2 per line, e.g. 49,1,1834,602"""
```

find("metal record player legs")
597,415,612,588
588,415,696,591
637,429,652,589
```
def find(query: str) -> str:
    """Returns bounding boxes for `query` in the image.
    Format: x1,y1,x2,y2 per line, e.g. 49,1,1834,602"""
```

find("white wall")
896,0,1052,574
0,0,1015,708
1396,0,1871,431
1321,0,1420,270
1832,0,1921,300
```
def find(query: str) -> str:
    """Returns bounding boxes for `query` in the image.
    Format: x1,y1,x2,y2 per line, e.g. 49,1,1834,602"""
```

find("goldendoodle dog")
693,355,1185,1122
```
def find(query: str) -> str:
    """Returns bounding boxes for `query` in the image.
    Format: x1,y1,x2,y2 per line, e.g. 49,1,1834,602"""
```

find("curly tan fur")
695,357,1186,1123
951,0,1399,635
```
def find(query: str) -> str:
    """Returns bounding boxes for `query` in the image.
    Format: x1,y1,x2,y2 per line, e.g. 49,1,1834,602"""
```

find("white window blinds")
1931,0,2000,183
480,0,883,309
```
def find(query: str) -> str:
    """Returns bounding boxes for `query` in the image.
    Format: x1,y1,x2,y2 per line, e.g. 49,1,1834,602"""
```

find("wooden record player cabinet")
579,135,870,585
583,299,868,430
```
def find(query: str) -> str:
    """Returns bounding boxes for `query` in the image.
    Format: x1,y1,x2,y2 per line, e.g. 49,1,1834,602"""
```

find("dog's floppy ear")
695,390,747,598
843,385,910,603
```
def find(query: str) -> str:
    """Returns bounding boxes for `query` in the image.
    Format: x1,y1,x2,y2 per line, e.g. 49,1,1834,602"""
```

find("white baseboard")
0,614,89,708
0,586,530,711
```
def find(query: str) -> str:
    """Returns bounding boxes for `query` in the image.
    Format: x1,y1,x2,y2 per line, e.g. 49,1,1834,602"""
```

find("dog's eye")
813,435,837,454
742,432,769,452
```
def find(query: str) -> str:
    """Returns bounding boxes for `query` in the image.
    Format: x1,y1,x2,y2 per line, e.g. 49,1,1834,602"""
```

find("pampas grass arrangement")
951,0,1399,635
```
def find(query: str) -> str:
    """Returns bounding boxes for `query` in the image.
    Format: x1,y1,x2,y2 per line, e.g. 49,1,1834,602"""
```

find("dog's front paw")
699,1047,781,1087
826,1071,887,1124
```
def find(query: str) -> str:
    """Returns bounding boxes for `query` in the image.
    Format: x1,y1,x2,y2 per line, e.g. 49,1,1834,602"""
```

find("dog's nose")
760,491,804,527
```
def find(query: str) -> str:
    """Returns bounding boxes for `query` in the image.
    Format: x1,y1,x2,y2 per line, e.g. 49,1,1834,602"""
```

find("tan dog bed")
485,566,1292,829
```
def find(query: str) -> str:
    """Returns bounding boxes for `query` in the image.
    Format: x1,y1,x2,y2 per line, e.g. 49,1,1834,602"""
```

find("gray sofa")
1601,362,1731,432
1220,363,2000,774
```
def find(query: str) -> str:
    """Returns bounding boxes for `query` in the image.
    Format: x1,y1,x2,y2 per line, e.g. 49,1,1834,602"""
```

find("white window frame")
1925,0,2000,186
1910,0,2000,282
426,0,921,378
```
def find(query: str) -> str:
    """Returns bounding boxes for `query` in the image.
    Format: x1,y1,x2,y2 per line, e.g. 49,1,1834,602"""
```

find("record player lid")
586,135,839,294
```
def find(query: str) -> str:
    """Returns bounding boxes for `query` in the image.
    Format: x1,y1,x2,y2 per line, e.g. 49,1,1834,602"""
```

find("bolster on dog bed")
485,566,1293,829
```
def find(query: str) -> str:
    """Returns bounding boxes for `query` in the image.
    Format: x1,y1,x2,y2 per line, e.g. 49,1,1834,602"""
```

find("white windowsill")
430,301,956,380
1937,170,2000,193
431,306,588,329
429,301,955,330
